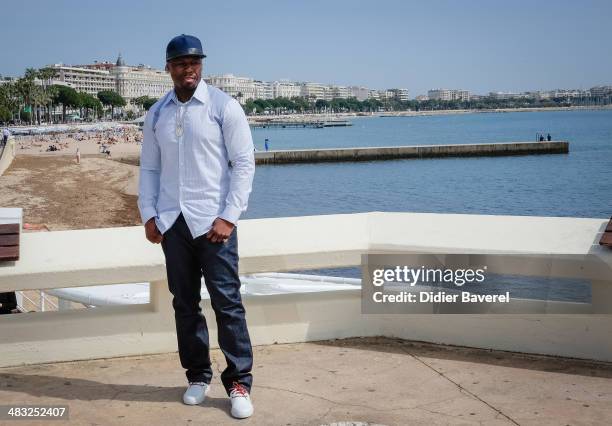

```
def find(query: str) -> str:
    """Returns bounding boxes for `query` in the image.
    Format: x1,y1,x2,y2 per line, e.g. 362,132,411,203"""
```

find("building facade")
300,82,329,100
428,89,470,101
48,64,116,96
349,86,370,101
113,55,173,102
204,74,259,103
272,81,302,99
388,88,410,102
48,54,173,105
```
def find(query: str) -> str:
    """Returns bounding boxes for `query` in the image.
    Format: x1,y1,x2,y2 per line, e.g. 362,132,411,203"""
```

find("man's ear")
165,63,169,72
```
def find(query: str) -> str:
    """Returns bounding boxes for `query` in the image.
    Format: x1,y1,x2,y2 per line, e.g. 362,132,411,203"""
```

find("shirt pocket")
155,109,179,151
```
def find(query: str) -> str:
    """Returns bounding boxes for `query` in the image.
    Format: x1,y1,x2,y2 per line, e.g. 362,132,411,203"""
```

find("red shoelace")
230,382,249,397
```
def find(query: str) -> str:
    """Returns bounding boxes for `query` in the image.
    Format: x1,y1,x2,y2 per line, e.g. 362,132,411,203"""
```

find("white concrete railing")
0,137,16,176
0,212,611,367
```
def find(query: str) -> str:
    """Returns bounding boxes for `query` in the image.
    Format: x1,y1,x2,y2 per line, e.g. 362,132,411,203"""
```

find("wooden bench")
0,223,19,261
600,216,612,248
0,222,20,314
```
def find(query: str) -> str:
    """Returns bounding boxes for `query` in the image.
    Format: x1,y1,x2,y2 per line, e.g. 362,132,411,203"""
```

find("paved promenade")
1,336,611,425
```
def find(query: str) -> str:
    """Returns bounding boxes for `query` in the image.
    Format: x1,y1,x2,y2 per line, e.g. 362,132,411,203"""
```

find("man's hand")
206,217,235,243
145,218,163,244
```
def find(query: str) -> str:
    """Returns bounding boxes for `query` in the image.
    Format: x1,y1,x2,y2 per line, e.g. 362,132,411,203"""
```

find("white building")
300,82,328,100
428,89,470,101
388,88,410,102
367,89,380,100
48,64,116,96
254,81,274,100
488,91,526,100
589,86,612,97
328,85,351,100
48,54,174,105
204,74,258,104
272,81,302,99
349,86,370,101
112,54,173,103
376,90,395,101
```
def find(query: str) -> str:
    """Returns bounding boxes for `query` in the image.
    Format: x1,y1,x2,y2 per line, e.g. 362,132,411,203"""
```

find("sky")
1,0,611,96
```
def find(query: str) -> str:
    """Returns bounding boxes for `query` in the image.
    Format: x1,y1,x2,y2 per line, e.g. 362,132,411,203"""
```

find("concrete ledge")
1,211,612,367
0,137,16,175
255,141,569,164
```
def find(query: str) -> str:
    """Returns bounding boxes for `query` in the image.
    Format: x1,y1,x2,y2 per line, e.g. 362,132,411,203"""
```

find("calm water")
245,110,612,302
248,110,611,219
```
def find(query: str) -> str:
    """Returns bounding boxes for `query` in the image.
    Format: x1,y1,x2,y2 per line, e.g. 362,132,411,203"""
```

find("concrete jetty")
250,119,352,128
255,141,569,165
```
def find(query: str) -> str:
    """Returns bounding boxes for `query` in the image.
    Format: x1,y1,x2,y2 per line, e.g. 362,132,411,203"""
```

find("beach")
14,124,143,157
0,155,140,231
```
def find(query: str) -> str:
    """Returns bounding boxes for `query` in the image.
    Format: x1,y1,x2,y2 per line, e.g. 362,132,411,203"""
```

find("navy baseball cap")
166,34,206,61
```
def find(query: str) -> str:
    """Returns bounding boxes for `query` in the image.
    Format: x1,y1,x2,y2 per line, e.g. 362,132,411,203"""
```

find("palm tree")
37,67,58,123
16,69,38,124
32,85,52,125
0,81,19,122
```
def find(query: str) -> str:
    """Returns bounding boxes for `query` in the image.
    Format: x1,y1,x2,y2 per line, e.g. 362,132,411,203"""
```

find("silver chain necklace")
175,103,187,138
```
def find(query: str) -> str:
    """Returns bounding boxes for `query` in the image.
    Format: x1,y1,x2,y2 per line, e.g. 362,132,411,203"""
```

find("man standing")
2,128,10,146
138,34,255,419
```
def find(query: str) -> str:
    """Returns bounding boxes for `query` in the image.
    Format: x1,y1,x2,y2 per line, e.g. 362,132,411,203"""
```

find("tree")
97,90,126,120
142,97,158,111
133,95,158,111
0,81,19,121
79,92,103,120
52,85,81,122
31,84,52,125
15,69,38,124
0,105,11,123
37,67,58,123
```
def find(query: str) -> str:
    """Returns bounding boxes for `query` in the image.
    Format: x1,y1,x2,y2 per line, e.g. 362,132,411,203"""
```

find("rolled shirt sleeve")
219,99,255,225
137,109,162,224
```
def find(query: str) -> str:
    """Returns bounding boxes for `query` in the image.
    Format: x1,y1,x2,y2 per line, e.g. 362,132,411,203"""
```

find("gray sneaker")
183,381,210,405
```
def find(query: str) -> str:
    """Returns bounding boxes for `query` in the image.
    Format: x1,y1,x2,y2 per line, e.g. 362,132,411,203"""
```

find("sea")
245,109,612,303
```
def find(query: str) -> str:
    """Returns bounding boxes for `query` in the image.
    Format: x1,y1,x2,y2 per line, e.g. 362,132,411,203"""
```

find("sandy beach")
0,155,140,231
14,125,143,157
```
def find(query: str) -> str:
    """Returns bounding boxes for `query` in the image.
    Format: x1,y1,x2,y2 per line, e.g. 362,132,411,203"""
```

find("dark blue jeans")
161,213,253,395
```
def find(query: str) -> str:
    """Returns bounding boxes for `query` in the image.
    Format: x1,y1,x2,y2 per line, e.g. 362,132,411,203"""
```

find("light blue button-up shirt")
137,80,255,239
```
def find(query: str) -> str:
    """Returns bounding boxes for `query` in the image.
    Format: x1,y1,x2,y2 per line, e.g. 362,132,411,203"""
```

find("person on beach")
75,147,81,164
138,34,255,419
2,128,10,146
547,133,552,141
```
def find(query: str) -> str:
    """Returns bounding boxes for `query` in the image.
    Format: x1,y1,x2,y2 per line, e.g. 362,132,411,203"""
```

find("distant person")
547,133,552,141
2,128,10,146
264,138,269,151
539,135,545,142
76,147,81,164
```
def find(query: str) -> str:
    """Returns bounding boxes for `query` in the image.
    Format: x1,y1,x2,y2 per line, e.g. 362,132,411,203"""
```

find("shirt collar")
168,79,209,106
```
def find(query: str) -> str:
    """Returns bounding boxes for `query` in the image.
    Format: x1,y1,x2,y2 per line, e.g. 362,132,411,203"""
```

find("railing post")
591,280,612,314
149,279,172,315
